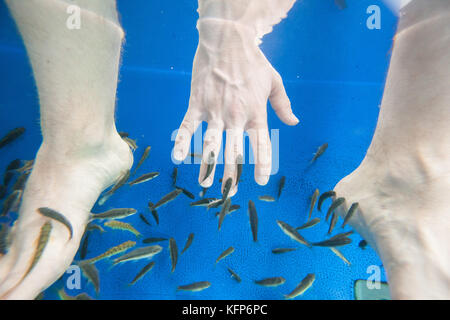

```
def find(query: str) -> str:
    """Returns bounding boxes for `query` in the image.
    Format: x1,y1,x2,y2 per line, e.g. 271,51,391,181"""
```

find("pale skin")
0,0,449,299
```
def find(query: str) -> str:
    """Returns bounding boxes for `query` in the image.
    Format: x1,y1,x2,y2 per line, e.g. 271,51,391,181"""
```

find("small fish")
0,185,6,200
255,277,286,287
271,248,297,254
207,198,223,210
248,200,258,242
37,207,73,240
277,176,286,199
190,152,202,159
132,146,151,175
202,151,215,182
139,213,151,226
104,220,141,238
317,191,335,212
142,237,167,244
86,223,105,233
57,289,93,300
82,240,136,264
235,154,243,186
308,189,320,220
176,186,195,200
113,245,162,265
342,202,359,227
128,172,159,186
312,237,352,248
6,159,21,171
311,143,328,163
172,167,178,186
169,238,178,273
118,131,129,138
80,232,90,259
181,233,194,255
228,204,240,214
326,197,345,221
222,178,233,201
227,267,241,283
12,171,30,191
0,223,10,255
359,240,368,250
148,202,159,225
24,221,52,279
296,218,321,230
0,127,25,149
330,247,351,266
284,273,315,299
91,208,137,220
123,137,138,151
335,0,347,10
328,212,338,235
277,220,311,247
151,189,183,210
190,198,218,207
177,281,211,292
218,198,231,230
1,189,22,216
79,262,100,294
98,170,130,205
129,261,155,286
16,159,34,173
3,171,14,187
216,246,234,264
258,195,275,202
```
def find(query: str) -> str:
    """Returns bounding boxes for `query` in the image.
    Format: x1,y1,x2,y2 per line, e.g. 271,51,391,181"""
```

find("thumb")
269,70,299,126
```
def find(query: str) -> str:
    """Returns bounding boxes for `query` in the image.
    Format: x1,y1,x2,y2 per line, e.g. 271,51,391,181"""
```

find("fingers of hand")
198,123,223,187
222,128,244,197
173,109,201,162
269,71,299,126
247,124,272,186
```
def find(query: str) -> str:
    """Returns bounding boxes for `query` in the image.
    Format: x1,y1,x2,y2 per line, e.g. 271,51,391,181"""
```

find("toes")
198,123,224,187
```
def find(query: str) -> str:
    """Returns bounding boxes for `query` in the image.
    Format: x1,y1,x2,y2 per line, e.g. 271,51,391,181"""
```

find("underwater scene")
0,0,406,300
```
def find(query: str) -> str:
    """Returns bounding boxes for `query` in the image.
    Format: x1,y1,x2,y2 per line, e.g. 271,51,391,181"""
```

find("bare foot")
0,132,132,299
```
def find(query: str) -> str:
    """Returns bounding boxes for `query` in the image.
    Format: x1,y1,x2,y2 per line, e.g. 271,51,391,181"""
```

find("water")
0,0,396,300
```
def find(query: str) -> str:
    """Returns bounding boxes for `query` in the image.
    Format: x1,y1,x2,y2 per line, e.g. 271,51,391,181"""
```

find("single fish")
308,189,320,220
169,237,178,273
151,189,183,210
318,191,335,212
86,223,105,233
330,247,351,266
177,281,211,292
129,261,155,286
330,230,354,240
190,198,218,207
202,151,215,183
16,159,34,173
328,212,338,235
215,246,234,264
123,137,138,151
3,171,14,187
1,189,22,216
296,218,321,230
326,197,345,221
98,170,130,205
91,208,137,220
181,233,194,255
6,159,21,171
82,240,136,264
271,248,297,254
207,198,223,210
142,237,167,244
139,213,151,226
113,245,162,265
342,202,359,227
276,220,311,247
248,200,258,242
80,262,100,294
104,220,141,238
0,223,9,255
176,186,195,200
222,178,233,201
218,198,231,230
12,171,30,191
312,237,352,248
24,221,52,279
311,143,328,163
80,232,90,260
118,131,129,138
132,146,151,175
258,195,275,202
37,207,73,240
277,176,286,199
235,154,243,186
335,0,347,10
227,267,241,283
128,172,159,186
148,202,159,225
190,152,202,159
172,167,178,186
57,289,93,300
359,240,368,250
255,277,286,287
0,185,6,200
0,127,25,149
284,273,315,299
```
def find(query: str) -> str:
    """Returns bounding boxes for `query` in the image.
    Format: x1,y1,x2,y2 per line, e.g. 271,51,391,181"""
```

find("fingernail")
255,175,270,186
